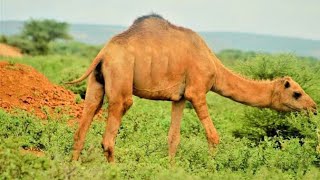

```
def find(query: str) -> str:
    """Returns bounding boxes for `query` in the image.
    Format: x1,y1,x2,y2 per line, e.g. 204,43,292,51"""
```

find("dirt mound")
0,61,83,119
0,43,23,57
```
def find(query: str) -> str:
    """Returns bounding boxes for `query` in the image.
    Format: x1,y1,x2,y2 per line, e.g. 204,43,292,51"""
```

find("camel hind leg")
168,98,185,163
101,59,133,162
72,73,104,161
101,97,132,162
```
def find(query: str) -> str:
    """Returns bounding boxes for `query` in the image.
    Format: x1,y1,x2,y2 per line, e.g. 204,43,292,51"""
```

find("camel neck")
212,59,274,108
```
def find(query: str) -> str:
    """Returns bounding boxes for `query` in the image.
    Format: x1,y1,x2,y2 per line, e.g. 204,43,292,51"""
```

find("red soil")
0,43,23,57
0,61,84,120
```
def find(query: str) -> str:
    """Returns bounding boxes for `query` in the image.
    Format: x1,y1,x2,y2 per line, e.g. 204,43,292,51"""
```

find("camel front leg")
168,98,185,162
188,94,219,151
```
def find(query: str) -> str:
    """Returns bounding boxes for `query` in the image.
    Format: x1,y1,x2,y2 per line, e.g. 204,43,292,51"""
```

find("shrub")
21,19,71,55
49,41,101,58
233,108,320,142
234,54,320,99
2,51,320,179
232,53,320,144
1,19,72,55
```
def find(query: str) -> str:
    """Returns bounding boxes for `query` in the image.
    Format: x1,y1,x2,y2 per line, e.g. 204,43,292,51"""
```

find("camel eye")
293,92,302,100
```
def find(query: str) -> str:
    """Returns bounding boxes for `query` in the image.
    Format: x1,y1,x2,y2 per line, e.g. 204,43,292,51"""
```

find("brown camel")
68,14,317,162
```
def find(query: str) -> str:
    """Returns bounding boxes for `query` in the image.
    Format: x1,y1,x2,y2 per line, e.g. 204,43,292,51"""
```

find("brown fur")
69,14,317,162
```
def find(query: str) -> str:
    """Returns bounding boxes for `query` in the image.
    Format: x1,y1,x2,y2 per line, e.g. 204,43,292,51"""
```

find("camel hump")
133,14,165,24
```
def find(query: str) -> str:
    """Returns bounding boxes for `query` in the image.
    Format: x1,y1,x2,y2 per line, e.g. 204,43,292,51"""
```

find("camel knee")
108,97,133,115
168,136,180,154
84,101,102,112
123,98,133,113
168,133,180,145
73,130,80,143
73,118,93,145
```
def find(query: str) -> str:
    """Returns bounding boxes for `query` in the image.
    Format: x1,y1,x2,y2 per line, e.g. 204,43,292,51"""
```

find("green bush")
234,54,320,100
232,53,320,146
1,51,320,179
1,95,320,179
49,41,101,58
233,108,320,142
217,49,257,66
21,19,71,55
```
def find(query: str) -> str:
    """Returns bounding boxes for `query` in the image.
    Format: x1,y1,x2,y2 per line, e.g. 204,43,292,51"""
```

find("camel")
68,14,317,163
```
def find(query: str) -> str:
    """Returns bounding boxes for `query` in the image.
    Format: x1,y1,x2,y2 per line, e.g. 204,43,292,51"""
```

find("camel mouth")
283,104,301,112
283,103,317,115
307,107,317,116
283,104,318,117
311,107,318,116
311,106,318,115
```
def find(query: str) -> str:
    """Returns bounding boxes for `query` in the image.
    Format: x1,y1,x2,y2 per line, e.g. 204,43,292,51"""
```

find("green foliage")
1,50,320,179
22,19,71,42
1,102,319,179
21,19,71,55
217,49,257,66
49,41,101,58
0,35,8,43
233,108,320,142
231,53,320,145
1,19,72,55
234,54,320,88
234,54,320,100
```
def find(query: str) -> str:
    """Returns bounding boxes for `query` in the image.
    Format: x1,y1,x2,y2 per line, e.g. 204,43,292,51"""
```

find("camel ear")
284,81,290,89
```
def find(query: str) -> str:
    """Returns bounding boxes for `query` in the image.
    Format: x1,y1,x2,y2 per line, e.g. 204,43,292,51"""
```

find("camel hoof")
169,158,176,167
208,144,219,157
71,150,81,162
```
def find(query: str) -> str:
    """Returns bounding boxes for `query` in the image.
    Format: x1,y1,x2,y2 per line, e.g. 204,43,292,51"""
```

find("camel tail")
65,50,105,85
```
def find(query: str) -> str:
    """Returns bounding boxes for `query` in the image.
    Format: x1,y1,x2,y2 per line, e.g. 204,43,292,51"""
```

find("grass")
1,96,319,179
1,52,320,179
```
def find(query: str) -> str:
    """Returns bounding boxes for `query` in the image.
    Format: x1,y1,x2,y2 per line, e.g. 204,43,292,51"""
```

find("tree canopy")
22,19,71,43
1,19,72,55
21,19,71,55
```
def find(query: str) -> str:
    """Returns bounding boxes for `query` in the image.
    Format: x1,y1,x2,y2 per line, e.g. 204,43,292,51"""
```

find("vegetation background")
0,20,320,179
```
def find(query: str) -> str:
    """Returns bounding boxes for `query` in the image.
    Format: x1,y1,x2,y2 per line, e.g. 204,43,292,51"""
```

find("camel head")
270,77,317,115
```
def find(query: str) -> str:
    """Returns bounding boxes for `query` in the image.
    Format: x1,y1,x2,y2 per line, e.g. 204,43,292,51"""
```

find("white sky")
1,0,320,40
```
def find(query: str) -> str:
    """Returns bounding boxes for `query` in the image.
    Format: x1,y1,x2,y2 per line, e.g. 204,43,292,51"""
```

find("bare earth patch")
0,61,84,120
0,43,23,57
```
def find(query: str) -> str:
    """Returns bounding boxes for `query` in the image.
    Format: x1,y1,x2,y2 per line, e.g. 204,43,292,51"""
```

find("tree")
21,19,72,55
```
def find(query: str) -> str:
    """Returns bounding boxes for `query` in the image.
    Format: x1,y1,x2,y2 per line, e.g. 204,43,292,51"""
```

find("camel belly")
133,81,185,101
132,60,186,100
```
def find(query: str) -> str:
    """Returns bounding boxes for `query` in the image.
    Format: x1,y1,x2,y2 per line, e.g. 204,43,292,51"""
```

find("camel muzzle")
311,106,318,115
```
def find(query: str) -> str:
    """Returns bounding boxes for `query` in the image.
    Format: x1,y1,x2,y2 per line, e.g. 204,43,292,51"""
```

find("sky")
1,0,320,40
